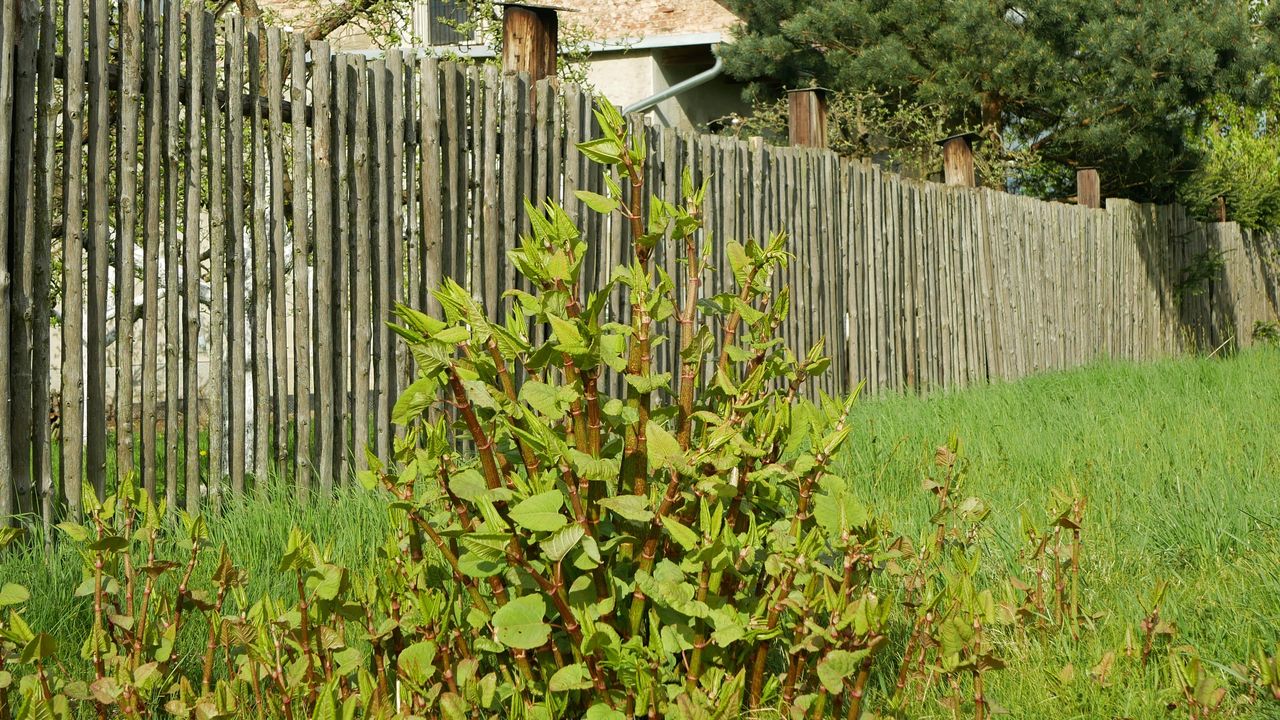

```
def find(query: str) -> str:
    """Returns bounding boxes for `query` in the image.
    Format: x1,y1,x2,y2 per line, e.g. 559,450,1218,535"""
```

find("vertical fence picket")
85,0,109,499
182,8,205,510
162,0,180,510
113,0,140,486
312,42,335,492
61,0,88,517
226,16,247,494
371,59,391,462
352,56,372,471
33,0,57,528
8,0,41,517
0,0,17,521
267,29,289,480
248,20,271,486
291,34,312,492
205,12,225,505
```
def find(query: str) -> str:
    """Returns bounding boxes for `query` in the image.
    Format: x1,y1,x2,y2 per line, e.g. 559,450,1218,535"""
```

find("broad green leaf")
492,595,551,650
816,648,870,693
585,704,626,720
20,632,57,663
548,663,594,692
541,524,586,563
392,377,439,425
439,692,468,720
577,137,622,165
625,372,672,394
548,314,588,355
520,381,575,420
448,468,489,502
508,491,568,533
660,516,699,551
939,616,975,658
598,495,653,522
813,491,869,537
575,190,619,214
0,584,29,607
646,421,686,472
397,641,437,686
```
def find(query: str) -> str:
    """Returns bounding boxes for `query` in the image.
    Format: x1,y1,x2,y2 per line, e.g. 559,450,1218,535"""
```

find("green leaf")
448,468,489,502
625,372,672,394
813,491,869,537
548,314,588,354
578,137,622,165
87,535,130,552
20,633,57,664
508,491,568,533
541,524,585,563
520,381,574,420
548,663,594,692
598,494,653,522
816,648,870,694
726,240,750,287
575,190,619,215
939,616,975,657
585,704,626,720
660,516,699,551
0,584,29,607
492,595,551,650
397,641,438,686
392,377,439,425
646,421,686,472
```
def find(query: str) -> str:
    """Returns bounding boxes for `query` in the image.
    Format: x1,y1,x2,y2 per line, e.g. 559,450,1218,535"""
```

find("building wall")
553,0,739,41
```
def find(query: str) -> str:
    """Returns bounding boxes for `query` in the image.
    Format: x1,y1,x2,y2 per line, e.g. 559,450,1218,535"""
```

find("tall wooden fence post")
1077,167,1100,209
788,87,828,148
937,132,978,187
501,3,558,83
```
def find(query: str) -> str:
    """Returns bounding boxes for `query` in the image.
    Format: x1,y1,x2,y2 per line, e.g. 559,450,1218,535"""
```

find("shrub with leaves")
371,99,889,717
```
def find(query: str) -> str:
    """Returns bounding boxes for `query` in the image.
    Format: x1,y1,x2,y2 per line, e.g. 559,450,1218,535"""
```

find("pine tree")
722,0,1278,202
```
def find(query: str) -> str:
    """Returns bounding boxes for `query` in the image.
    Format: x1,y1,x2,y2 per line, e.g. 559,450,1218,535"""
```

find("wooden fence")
1,0,1278,522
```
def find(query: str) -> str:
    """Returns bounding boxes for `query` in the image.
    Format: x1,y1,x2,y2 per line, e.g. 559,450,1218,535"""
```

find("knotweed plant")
369,99,884,717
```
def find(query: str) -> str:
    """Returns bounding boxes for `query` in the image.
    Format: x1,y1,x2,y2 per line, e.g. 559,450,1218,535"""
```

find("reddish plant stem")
748,567,797,706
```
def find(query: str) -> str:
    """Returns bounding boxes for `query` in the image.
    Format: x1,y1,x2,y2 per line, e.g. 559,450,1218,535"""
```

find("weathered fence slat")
85,0,110,500
312,40,335,492
248,19,271,486
205,11,225,505
182,7,205,510
114,0,141,486
291,34,312,491
267,28,289,479
226,16,247,495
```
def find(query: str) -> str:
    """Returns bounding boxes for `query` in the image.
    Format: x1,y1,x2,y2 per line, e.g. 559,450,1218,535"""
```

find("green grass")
832,346,1280,718
4,347,1279,717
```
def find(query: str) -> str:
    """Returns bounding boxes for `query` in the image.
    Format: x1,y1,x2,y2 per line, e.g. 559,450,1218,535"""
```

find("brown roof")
552,0,740,42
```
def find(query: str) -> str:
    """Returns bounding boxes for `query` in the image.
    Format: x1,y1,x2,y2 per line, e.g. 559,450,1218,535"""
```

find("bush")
1179,105,1280,231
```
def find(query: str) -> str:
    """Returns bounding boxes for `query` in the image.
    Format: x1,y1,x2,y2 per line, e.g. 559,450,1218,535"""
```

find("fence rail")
1,0,1278,522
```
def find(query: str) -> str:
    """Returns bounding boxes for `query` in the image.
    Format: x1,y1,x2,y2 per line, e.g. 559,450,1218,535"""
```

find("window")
414,0,472,46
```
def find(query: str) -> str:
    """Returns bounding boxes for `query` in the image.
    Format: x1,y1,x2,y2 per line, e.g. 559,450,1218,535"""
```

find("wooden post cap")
787,87,830,148
936,132,979,187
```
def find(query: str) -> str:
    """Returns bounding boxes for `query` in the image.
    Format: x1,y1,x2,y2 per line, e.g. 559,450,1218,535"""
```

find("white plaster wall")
581,52,658,110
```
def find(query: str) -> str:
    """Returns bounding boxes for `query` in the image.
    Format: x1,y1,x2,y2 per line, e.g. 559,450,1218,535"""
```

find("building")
308,0,751,131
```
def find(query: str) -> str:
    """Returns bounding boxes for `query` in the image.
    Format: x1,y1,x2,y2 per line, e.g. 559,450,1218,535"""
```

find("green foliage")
1179,103,1280,230
375,98,894,716
722,0,1279,202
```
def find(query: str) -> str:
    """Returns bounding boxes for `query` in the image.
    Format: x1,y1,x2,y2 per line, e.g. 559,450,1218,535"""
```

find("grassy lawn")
833,346,1280,718
4,347,1278,717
